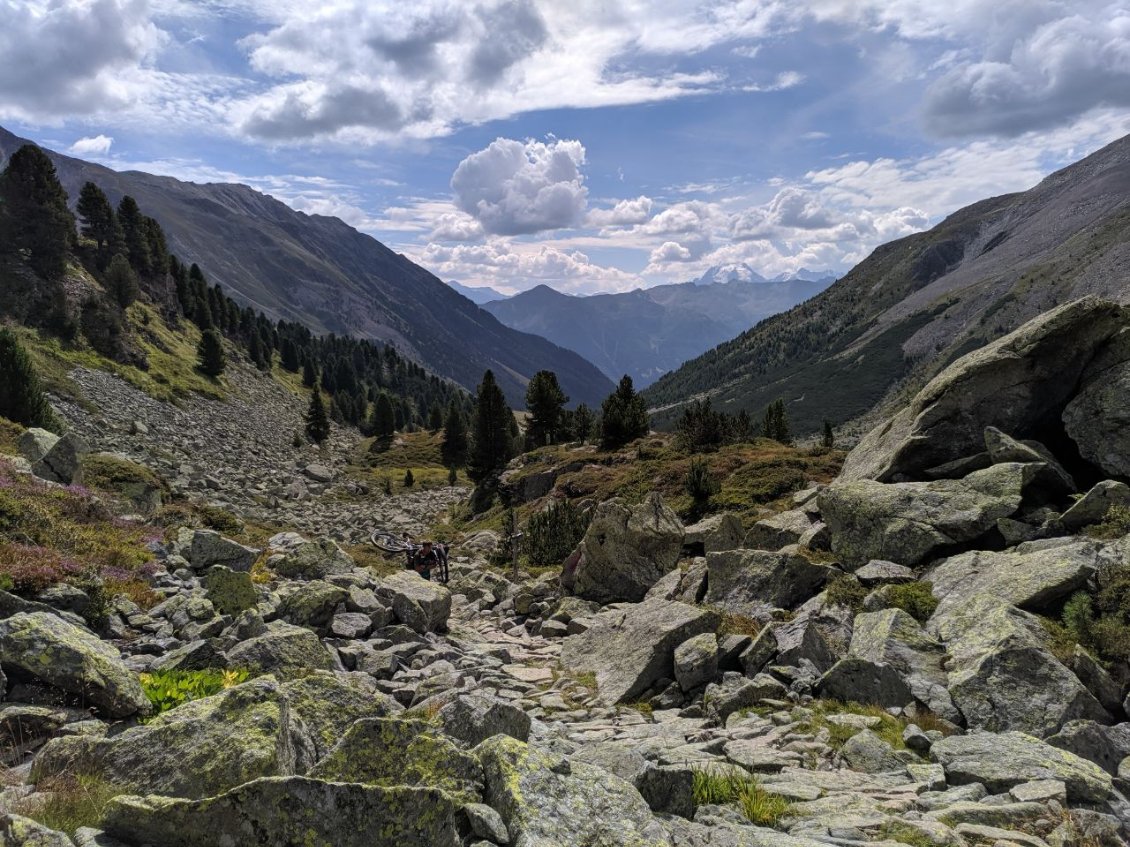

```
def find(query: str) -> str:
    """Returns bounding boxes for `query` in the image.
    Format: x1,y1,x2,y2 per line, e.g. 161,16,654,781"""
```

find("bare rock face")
839,298,1129,483
568,493,684,604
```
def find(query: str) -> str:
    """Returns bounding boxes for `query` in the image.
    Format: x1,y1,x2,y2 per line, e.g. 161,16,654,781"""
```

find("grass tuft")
692,768,793,827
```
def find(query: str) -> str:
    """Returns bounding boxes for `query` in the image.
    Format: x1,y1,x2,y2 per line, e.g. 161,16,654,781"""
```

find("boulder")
925,538,1104,620
839,298,1130,483
682,512,744,554
840,728,906,774
772,611,850,674
276,580,348,631
569,493,684,603
265,533,354,579
849,609,958,722
560,600,720,704
819,463,1037,568
738,627,777,677
931,731,1113,803
1069,645,1124,715
817,658,912,710
175,529,259,572
0,612,149,719
309,717,482,801
438,691,531,747
1064,351,1130,479
855,560,915,586
375,571,451,633
17,428,59,465
744,509,814,551
203,566,256,617
31,677,312,798
1061,481,1130,531
930,595,1110,737
302,462,334,483
1047,721,1130,776
0,815,74,847
705,674,788,723
673,633,719,692
225,620,337,679
101,777,461,847
31,432,88,484
983,427,1076,495
475,735,671,847
152,640,226,672
277,672,401,759
704,549,836,618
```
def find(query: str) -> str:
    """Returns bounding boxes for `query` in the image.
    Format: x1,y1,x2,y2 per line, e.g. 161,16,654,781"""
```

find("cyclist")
411,540,440,581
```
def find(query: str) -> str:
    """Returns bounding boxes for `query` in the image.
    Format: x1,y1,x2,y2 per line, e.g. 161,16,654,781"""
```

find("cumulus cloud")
586,196,653,227
69,134,114,156
451,137,587,235
0,0,165,122
431,212,484,242
649,241,693,263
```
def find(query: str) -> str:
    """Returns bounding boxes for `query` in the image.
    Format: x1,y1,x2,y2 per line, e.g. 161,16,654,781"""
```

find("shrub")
17,773,121,836
1085,505,1130,540
824,575,867,612
524,499,589,566
691,769,792,827
684,458,720,520
403,469,414,488
139,668,250,720
882,581,938,623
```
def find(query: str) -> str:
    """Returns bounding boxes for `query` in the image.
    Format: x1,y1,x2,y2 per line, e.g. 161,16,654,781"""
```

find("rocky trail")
4,297,1130,846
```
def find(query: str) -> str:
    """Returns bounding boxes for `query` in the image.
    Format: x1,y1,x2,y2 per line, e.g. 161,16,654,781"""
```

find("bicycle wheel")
370,530,406,553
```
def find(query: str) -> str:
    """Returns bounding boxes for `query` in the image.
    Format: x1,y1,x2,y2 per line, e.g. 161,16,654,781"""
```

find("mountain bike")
369,529,448,583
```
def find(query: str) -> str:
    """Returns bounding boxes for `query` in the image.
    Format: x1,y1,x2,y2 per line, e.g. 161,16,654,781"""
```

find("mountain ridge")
0,126,613,407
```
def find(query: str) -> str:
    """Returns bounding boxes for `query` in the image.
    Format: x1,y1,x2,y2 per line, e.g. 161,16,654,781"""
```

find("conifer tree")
440,400,469,468
762,399,790,444
76,182,121,269
116,196,151,276
428,403,444,432
403,469,414,488
305,383,331,444
301,357,317,388
573,403,595,444
525,369,567,448
467,370,514,484
196,328,226,377
104,253,139,308
0,327,59,429
0,144,76,279
822,419,835,448
600,375,649,450
371,392,395,440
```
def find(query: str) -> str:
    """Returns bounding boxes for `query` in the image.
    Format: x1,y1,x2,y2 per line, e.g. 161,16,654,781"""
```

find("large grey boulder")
819,463,1036,568
1061,481,1130,531
930,594,1110,736
0,814,74,847
983,427,1076,495
924,537,1104,620
203,566,256,617
568,493,684,603
31,432,88,484
704,549,835,618
174,528,259,572
772,611,850,674
840,728,906,774
560,600,720,704
849,608,958,722
931,731,1113,803
839,298,1130,483
682,512,744,554
0,612,149,719
375,571,451,633
744,509,815,551
277,672,402,760
101,777,462,847
1063,344,1130,478
673,633,719,692
817,658,912,710
225,620,338,679
475,735,672,847
438,691,532,747
1047,721,1130,776
276,580,348,631
17,428,59,465
265,532,354,579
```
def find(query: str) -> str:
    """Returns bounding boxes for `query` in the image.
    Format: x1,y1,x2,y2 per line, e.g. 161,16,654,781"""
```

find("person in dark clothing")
411,540,440,581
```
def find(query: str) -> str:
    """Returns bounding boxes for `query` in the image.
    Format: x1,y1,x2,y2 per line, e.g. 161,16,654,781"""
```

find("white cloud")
742,71,806,92
451,137,588,235
586,196,653,227
69,134,114,155
649,241,693,263
431,212,484,241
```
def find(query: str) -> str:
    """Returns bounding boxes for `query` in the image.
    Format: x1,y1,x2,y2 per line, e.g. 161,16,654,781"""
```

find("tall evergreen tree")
0,328,59,429
428,403,444,433
301,357,317,387
104,253,139,308
525,369,567,448
822,419,835,449
0,144,76,279
467,370,514,484
116,196,151,276
76,182,122,269
762,399,790,444
196,328,226,377
440,400,469,468
600,375,649,450
573,403,595,444
305,383,331,444
370,392,395,439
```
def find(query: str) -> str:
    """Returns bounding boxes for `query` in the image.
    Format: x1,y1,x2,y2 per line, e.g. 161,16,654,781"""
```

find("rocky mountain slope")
0,126,612,407
484,274,831,386
3,297,1130,846
645,134,1130,434
446,280,506,305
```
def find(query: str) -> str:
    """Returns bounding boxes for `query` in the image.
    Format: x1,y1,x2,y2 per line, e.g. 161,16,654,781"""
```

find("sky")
2,1,1130,296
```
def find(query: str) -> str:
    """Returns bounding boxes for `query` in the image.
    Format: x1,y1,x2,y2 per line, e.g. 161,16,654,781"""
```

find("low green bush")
824,575,867,612
139,668,250,719
17,774,121,836
882,581,938,623
524,499,589,566
691,769,792,827
1085,504,1130,540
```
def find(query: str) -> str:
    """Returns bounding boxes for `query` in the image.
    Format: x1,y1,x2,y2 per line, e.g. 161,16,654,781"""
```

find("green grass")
794,699,956,750
824,574,867,612
1085,505,1130,540
691,769,793,827
138,668,250,720
348,431,454,490
0,416,24,454
878,821,942,847
16,774,122,836
881,582,938,623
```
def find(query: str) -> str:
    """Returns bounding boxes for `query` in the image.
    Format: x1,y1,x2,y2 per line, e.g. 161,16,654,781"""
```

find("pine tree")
428,403,444,433
0,327,59,429
525,370,568,448
467,370,514,485
762,399,790,444
600,375,649,450
76,182,119,269
0,144,76,279
116,196,151,276
104,253,139,308
196,328,226,377
403,469,414,488
440,400,469,468
305,383,331,444
573,403,595,444
822,419,835,449
370,392,395,440
301,357,317,387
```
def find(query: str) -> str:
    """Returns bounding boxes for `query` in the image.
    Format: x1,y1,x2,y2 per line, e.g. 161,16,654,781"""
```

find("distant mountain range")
446,281,507,305
691,263,837,287
644,133,1130,435
482,269,834,387
0,126,613,407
